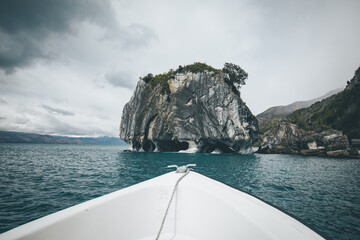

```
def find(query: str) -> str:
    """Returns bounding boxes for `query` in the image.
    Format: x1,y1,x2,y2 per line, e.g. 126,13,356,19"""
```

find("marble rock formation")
120,70,258,153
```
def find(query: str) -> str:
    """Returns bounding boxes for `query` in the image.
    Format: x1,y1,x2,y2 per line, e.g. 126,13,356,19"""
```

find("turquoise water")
0,144,359,239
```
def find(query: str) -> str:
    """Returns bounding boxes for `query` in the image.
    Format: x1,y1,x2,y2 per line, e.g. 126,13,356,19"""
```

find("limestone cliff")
120,63,258,153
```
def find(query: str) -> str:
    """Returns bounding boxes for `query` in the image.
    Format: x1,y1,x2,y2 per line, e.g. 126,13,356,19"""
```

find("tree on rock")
142,73,153,83
222,62,248,88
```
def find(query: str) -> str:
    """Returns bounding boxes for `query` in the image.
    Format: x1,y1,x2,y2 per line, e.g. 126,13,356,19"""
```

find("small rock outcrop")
120,63,258,153
257,119,354,158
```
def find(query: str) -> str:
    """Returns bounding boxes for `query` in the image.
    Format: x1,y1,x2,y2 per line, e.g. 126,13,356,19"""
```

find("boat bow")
0,170,324,240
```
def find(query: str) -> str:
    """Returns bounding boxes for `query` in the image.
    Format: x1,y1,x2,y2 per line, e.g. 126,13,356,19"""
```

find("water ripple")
0,144,359,240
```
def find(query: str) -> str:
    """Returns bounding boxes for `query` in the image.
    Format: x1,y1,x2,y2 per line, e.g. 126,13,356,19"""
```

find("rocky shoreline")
120,63,359,158
256,119,359,158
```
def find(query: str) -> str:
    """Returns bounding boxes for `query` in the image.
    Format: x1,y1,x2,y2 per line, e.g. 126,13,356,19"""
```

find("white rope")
155,168,191,240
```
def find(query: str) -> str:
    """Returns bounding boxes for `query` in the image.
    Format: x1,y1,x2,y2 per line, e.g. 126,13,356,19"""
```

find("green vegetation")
222,62,248,95
141,62,247,95
142,73,153,83
252,138,262,147
258,118,282,134
150,71,174,94
222,62,248,86
140,71,174,94
176,62,221,74
279,138,287,147
287,67,360,139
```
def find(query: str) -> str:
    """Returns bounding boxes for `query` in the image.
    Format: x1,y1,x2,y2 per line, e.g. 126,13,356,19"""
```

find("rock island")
120,63,258,153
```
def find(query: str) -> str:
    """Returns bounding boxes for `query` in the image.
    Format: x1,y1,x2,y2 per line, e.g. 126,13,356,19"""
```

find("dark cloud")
41,105,75,116
0,0,156,73
105,71,136,90
0,0,114,73
0,31,51,74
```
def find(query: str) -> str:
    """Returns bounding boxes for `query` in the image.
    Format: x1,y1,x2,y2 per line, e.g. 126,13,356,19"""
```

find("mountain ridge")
0,131,126,145
257,88,343,120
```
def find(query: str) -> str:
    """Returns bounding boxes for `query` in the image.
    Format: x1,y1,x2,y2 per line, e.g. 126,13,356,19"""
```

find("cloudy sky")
1,0,359,137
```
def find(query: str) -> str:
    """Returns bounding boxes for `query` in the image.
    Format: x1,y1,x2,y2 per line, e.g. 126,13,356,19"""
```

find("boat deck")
0,171,324,240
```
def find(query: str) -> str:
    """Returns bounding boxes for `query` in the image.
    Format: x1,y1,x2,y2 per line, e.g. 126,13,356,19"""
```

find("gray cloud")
0,97,7,104
0,0,359,137
0,30,51,74
0,0,118,73
105,71,136,90
120,23,158,49
41,105,75,116
13,117,30,125
44,116,88,136
0,0,156,73
0,0,108,73
41,114,114,137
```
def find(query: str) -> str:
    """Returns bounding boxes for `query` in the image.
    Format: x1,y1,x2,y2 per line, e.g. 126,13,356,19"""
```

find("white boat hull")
0,171,324,240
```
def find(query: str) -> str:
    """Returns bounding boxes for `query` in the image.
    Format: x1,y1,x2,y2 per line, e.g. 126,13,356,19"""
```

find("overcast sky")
0,0,359,137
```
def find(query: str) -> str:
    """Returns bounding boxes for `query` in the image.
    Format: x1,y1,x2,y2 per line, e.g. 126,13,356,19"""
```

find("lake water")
0,143,359,239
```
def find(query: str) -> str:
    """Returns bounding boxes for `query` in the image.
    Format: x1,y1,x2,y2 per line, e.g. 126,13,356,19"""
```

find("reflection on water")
0,144,359,239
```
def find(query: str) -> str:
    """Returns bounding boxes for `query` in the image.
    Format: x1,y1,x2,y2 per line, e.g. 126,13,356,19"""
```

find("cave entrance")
157,140,189,152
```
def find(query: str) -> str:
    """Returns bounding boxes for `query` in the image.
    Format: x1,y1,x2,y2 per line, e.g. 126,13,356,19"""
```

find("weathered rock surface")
120,71,258,153
257,119,358,158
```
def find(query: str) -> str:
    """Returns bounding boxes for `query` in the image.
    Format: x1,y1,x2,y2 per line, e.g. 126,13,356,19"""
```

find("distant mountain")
257,88,343,120
256,66,360,158
0,131,126,145
288,67,360,140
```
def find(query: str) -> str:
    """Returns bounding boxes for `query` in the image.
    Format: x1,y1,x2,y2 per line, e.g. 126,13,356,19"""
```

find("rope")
155,168,191,240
